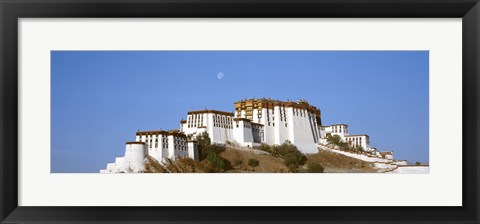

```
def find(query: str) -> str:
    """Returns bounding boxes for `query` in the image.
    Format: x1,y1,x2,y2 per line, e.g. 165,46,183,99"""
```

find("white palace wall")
101,98,385,173
183,111,234,145
101,131,199,173
188,141,199,161
207,113,234,144
101,142,148,173
245,106,320,153
233,119,254,147
258,108,276,145
124,143,147,172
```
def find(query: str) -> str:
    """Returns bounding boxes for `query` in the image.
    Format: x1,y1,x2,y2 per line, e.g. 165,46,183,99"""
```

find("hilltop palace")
101,98,391,173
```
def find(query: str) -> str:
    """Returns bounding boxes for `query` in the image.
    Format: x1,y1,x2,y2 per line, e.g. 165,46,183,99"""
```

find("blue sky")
51,51,429,173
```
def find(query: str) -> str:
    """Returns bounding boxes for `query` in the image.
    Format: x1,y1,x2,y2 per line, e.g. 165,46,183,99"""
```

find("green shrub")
196,131,211,147
259,143,271,152
307,163,324,173
272,141,306,170
196,132,212,160
326,135,342,146
248,158,259,167
354,145,364,151
206,150,225,170
288,164,298,172
338,142,350,151
326,135,368,153
283,153,303,167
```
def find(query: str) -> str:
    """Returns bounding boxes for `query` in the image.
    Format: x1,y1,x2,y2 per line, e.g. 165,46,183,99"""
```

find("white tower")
124,142,147,172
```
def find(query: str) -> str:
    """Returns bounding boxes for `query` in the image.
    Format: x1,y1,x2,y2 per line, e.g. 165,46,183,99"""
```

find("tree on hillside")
326,134,342,147
196,131,211,148
338,142,351,151
353,145,364,152
259,143,271,152
196,132,211,160
272,141,306,172
326,135,364,152
307,163,324,173
206,150,226,171
195,132,229,172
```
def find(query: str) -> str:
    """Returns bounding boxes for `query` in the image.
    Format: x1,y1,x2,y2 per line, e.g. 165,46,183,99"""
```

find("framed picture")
1,0,479,223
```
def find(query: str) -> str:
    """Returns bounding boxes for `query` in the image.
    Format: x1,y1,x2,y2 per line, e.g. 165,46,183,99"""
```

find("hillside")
219,148,289,173
306,150,377,173
144,145,378,173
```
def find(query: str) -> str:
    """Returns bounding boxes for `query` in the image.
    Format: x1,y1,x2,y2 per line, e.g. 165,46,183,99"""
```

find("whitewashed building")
232,98,322,153
180,110,235,144
344,134,371,150
179,99,375,153
232,117,265,148
320,124,372,151
100,130,198,173
177,99,322,152
320,124,349,138
101,97,386,173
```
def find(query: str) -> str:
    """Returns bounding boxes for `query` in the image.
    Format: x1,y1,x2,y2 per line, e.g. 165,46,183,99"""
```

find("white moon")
217,72,224,80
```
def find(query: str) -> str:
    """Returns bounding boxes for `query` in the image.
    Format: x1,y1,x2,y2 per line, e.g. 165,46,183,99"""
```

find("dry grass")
144,156,210,173
144,148,378,173
306,150,377,173
144,156,168,173
219,148,289,173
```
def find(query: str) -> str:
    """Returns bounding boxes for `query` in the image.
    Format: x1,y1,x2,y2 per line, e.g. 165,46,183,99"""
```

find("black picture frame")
1,0,479,223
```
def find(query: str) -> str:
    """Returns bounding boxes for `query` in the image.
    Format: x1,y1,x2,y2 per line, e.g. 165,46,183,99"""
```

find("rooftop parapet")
187,109,234,116
136,130,187,138
234,98,321,115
